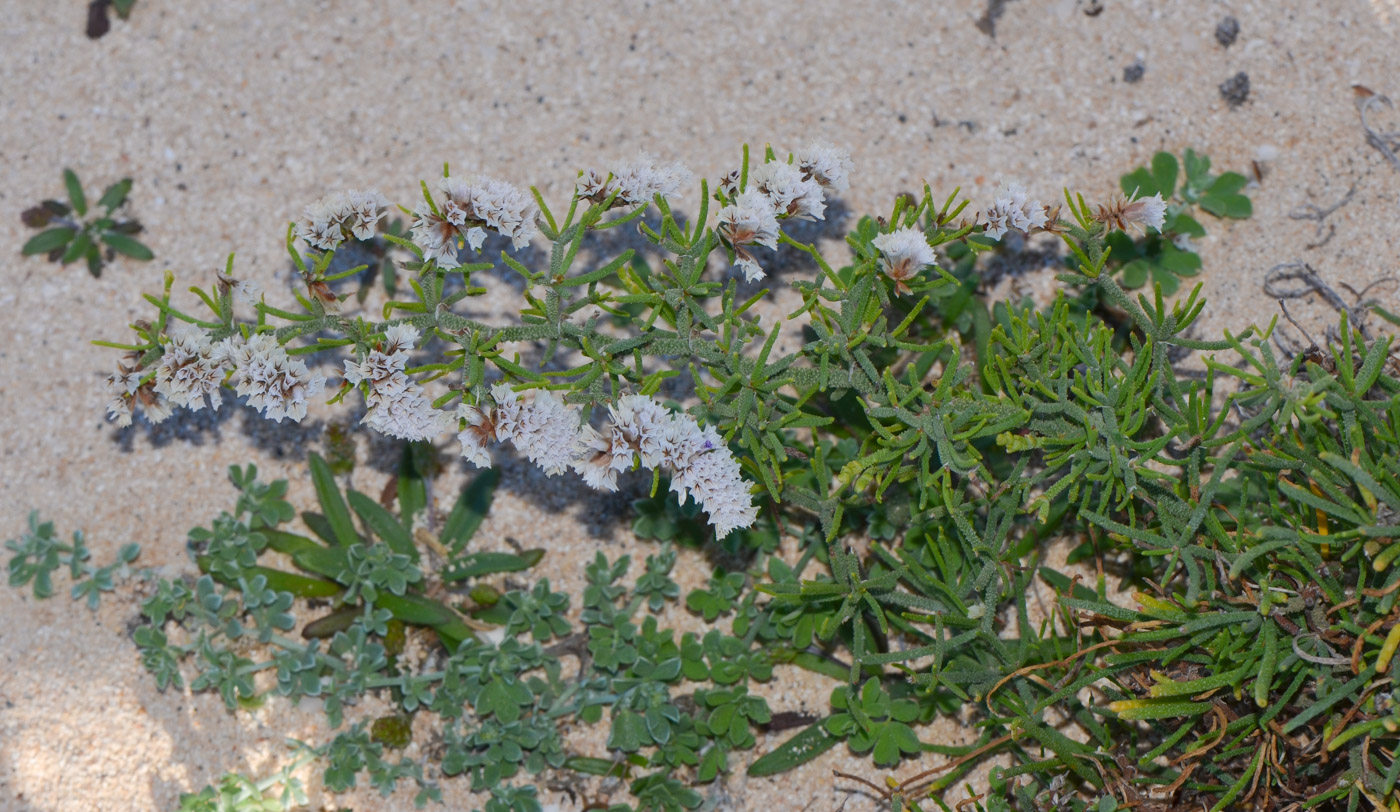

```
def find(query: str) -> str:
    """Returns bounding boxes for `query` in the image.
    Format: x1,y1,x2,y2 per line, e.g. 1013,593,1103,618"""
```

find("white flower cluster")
153,329,226,411
106,330,329,427
871,226,938,296
795,141,854,193
296,189,390,250
459,389,758,537
982,182,1048,240
410,175,539,269
224,334,326,423
576,152,692,206
716,192,781,283
105,367,168,428
343,324,453,441
749,160,826,221
716,141,852,283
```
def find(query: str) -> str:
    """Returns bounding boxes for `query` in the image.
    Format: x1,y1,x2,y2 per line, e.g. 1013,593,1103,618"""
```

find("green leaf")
308,453,357,547
22,227,75,256
64,169,87,217
1151,152,1179,199
98,178,132,212
1199,193,1252,219
1207,171,1249,196
1183,148,1211,183
346,490,417,562
747,719,839,777
608,709,646,751
396,444,427,529
1119,167,1157,199
61,231,92,265
1120,259,1150,289
442,550,544,581
85,243,102,276
441,469,498,554
1158,244,1201,275
100,232,155,260
1170,213,1207,238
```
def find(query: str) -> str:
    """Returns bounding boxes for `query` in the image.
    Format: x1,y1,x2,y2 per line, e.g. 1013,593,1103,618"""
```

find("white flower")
582,395,757,537
573,425,621,491
104,367,142,428
344,324,450,441
509,389,582,476
409,202,464,270
983,183,1047,240
609,394,673,468
717,168,742,198
1094,190,1167,234
143,393,176,424
456,402,497,469
575,168,609,200
477,384,584,476
232,279,262,310
591,152,692,206
412,175,539,262
661,420,757,538
795,141,854,193
871,226,937,295
224,334,325,423
153,329,227,411
717,191,781,282
361,383,453,441
749,160,826,221
296,189,389,250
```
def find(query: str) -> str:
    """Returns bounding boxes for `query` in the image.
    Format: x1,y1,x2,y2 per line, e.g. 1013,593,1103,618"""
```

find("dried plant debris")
86,0,135,39
1288,183,1355,250
975,0,1018,38
1358,90,1400,173
1219,71,1250,107
1265,260,1395,347
1215,15,1240,47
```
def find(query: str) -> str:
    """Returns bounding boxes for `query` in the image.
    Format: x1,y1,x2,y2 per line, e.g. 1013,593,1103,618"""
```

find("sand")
3,1,1400,809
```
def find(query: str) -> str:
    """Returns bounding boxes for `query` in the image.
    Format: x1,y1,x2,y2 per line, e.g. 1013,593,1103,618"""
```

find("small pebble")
1215,15,1240,47
1219,71,1250,107
1123,60,1145,84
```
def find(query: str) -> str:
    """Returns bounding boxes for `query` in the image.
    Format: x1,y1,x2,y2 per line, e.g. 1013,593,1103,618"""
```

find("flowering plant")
47,142,1400,810
97,144,1166,543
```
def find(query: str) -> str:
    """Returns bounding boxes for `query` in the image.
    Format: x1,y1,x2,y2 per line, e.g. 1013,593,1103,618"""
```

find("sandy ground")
2,1,1400,810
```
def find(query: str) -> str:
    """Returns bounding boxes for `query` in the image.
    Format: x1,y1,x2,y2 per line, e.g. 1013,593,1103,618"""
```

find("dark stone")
1219,72,1250,107
1123,60,1146,84
1215,15,1240,47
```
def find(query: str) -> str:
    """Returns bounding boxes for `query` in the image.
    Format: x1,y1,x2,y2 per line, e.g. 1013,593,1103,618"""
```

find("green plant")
5,511,139,608
21,169,152,276
47,142,1400,809
1108,149,1253,293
